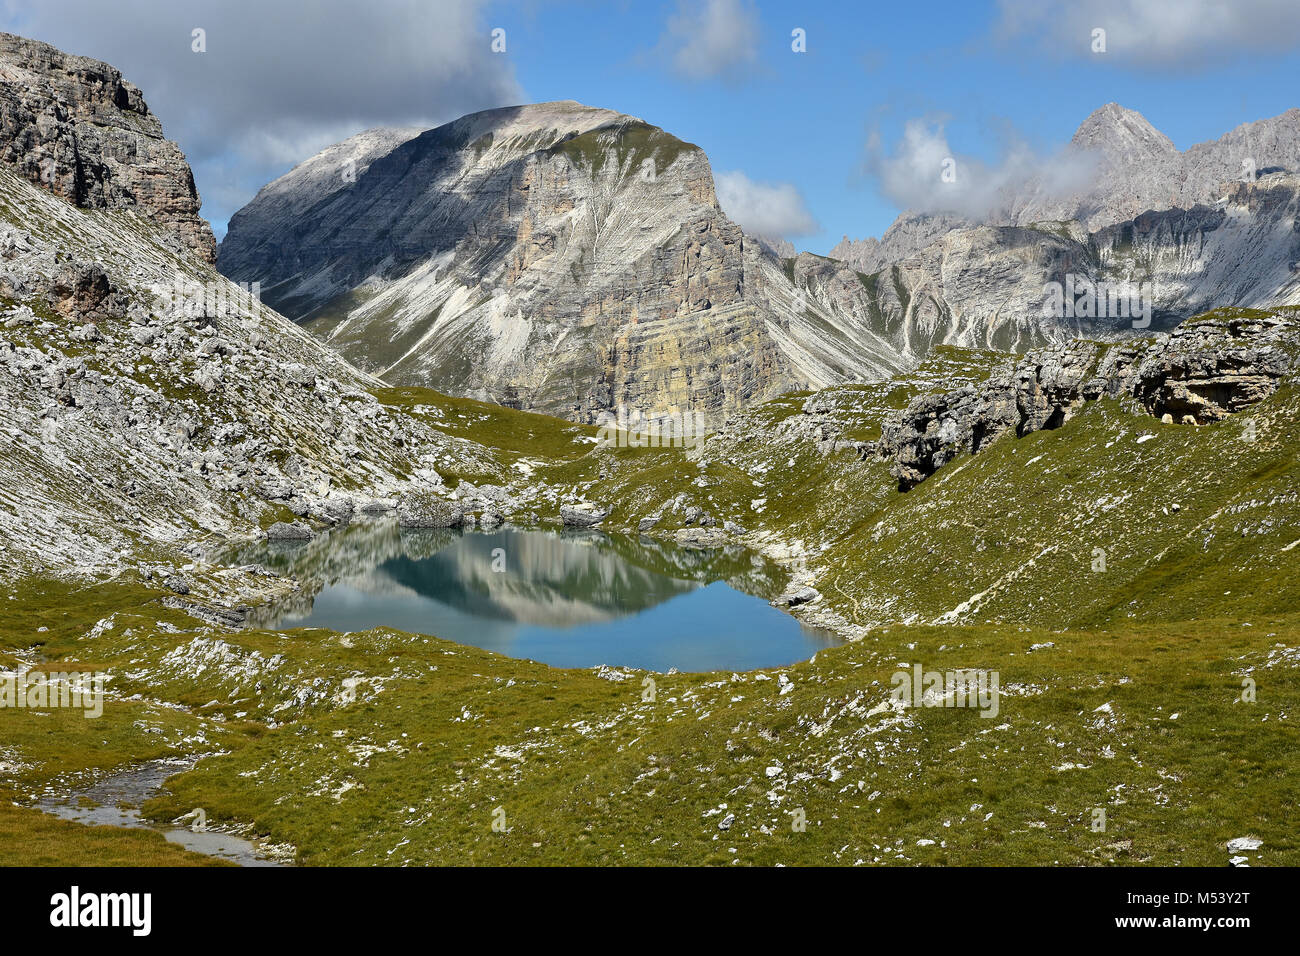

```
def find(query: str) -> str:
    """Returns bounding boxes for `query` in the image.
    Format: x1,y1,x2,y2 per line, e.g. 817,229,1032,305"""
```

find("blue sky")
5,0,1300,252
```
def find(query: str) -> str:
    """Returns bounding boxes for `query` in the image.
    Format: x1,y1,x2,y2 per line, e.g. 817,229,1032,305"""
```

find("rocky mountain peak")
0,32,216,262
226,125,426,246
1070,102,1177,161
439,100,643,147
218,100,914,424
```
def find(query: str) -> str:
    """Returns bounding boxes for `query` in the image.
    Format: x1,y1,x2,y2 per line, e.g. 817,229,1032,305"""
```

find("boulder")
397,492,464,528
561,503,609,527
772,586,820,608
48,263,121,322
266,521,315,540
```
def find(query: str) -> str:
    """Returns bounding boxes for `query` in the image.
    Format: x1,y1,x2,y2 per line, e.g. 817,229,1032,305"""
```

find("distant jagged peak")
1070,102,1177,160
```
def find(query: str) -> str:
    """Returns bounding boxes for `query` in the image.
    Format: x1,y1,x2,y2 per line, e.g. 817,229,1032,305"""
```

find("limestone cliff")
219,102,912,425
0,32,216,262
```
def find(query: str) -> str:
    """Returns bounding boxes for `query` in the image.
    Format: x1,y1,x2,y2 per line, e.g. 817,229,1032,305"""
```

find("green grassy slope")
5,312,1298,866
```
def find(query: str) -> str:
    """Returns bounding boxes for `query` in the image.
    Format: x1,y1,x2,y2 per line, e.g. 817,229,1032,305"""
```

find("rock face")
0,33,215,262
48,262,125,322
266,521,315,540
879,314,1295,489
219,102,917,425
1008,104,1300,231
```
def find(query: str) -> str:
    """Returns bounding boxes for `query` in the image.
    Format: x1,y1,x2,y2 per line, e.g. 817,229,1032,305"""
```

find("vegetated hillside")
6,310,1297,866
601,318,1299,631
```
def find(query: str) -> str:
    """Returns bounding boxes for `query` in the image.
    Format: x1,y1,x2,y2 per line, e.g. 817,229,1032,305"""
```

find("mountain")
1006,103,1300,229
218,102,920,425
0,33,216,262
4,32,1299,869
828,105,1300,338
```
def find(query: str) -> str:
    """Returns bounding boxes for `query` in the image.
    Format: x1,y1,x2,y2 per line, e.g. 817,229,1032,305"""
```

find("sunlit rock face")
219,101,917,426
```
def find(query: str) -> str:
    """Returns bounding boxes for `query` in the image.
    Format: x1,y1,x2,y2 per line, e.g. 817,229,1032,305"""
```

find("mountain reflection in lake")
230,522,840,671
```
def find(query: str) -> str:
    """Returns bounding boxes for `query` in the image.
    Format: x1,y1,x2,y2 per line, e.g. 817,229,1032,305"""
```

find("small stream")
37,758,284,867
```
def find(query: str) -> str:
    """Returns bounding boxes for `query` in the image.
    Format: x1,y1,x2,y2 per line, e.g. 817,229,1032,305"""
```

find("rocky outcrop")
266,521,316,541
46,262,126,323
880,313,1296,489
1008,104,1300,232
829,212,971,276
219,102,918,425
0,32,215,262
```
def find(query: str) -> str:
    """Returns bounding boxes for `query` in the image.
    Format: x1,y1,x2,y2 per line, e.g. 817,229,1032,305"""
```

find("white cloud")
715,170,818,239
866,117,1099,221
996,0,1300,65
660,0,760,81
1,0,522,234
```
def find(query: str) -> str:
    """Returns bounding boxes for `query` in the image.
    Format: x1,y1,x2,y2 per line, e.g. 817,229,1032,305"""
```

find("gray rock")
772,586,819,608
879,317,1292,489
218,102,918,427
282,363,317,388
830,105,1300,341
164,574,190,595
0,33,215,261
397,492,464,528
316,497,355,525
561,503,609,527
1226,837,1263,852
266,521,315,540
